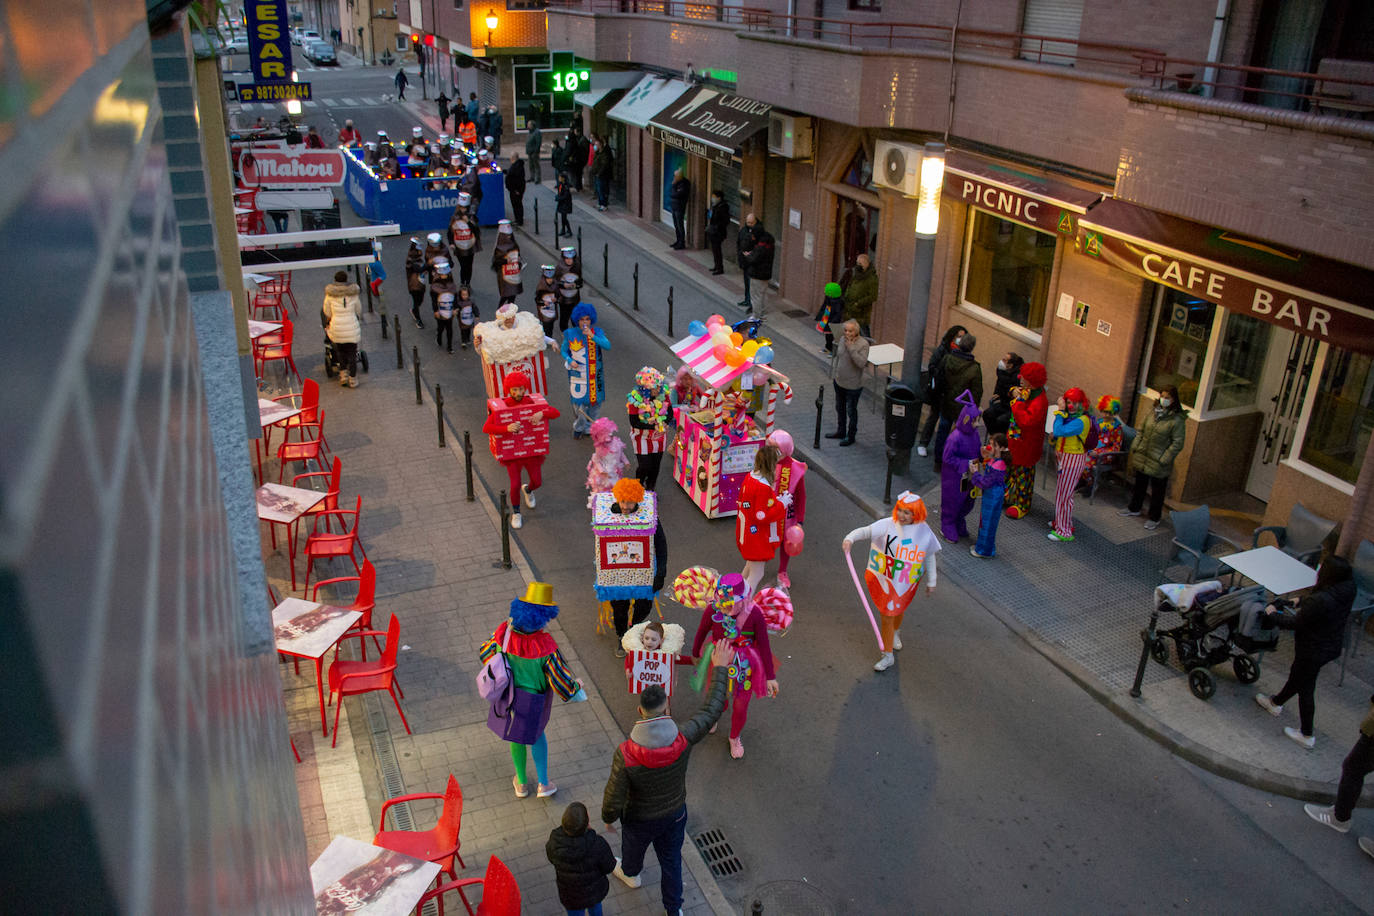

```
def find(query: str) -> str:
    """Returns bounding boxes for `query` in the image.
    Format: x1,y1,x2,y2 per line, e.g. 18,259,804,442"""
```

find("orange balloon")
725,348,746,367
730,332,744,346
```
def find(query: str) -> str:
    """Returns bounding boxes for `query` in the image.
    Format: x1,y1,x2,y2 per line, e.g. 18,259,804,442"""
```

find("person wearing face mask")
982,352,1024,437
1120,384,1186,530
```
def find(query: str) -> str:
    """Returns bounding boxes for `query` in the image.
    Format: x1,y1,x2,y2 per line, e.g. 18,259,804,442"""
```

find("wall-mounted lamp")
485,9,499,46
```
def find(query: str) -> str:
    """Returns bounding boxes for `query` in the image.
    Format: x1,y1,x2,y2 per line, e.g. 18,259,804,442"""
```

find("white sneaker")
510,512,523,529
521,483,536,508
1117,508,1141,517
1303,803,1350,833
1284,726,1315,749
873,652,895,672
612,859,642,888
893,632,903,651
1143,519,1160,530
916,446,928,457
1359,836,1374,860
1255,693,1283,717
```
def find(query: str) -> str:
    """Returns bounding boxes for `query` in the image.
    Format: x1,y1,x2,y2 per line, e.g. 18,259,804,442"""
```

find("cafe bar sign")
1077,199,1374,355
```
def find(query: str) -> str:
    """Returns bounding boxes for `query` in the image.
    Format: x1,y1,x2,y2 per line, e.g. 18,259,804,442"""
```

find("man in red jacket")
602,639,732,915
1005,361,1049,519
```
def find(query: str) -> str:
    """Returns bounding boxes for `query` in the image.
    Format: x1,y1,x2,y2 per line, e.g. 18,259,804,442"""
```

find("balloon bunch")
688,315,775,368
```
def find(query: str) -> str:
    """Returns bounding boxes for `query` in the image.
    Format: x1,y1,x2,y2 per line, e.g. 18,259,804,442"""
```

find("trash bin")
884,382,919,451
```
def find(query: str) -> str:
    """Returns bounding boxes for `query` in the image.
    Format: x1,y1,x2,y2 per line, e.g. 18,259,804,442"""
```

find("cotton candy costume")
939,390,982,542
844,492,940,666
585,417,629,508
689,574,776,757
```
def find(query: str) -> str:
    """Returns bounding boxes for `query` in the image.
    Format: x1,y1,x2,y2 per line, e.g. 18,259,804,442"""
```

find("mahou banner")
241,149,347,187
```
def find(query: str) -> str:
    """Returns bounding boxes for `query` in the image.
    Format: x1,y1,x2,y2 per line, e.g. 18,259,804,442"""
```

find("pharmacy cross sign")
533,50,590,113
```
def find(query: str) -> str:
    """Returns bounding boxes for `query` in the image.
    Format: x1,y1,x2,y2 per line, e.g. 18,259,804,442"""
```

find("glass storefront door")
1243,329,1317,500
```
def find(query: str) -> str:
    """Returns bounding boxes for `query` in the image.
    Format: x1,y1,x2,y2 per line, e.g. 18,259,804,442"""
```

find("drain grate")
693,828,744,878
781,307,810,318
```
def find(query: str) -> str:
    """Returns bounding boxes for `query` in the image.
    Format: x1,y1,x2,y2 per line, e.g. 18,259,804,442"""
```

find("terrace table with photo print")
248,319,283,340
311,835,440,915
256,396,302,484
273,597,362,736
257,482,325,590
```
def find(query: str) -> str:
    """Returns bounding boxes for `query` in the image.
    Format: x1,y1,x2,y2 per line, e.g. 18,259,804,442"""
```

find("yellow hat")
522,582,555,605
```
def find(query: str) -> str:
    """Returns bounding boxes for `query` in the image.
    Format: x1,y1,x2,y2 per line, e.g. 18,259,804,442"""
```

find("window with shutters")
1020,0,1085,66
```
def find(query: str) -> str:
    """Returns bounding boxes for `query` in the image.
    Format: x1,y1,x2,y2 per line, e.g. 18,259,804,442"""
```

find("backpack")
476,620,514,703
1084,416,1099,451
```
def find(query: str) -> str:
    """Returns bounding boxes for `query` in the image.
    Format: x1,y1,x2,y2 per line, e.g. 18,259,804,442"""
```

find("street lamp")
900,141,946,393
485,9,499,46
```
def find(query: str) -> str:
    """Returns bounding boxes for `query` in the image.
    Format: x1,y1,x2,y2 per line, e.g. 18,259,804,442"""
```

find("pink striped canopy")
670,333,753,389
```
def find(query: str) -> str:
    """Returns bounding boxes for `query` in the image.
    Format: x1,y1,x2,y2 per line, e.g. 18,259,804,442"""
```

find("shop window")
841,145,874,192
506,0,546,9
1299,346,1374,485
1142,288,1215,409
959,209,1053,335
1207,313,1271,411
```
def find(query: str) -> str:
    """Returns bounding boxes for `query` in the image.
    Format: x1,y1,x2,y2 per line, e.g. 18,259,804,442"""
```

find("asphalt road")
248,61,1374,913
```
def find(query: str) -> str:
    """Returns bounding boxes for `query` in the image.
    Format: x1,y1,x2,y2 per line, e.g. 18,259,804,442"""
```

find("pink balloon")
713,343,730,361
709,313,725,326
783,524,805,556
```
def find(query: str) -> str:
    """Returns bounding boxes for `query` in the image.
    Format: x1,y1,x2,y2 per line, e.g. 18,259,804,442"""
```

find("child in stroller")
1151,580,1283,700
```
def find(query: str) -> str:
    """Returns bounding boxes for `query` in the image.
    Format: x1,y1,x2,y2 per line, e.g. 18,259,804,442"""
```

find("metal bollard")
633,262,639,311
752,902,763,915
499,493,512,569
436,384,446,447
381,307,389,339
394,316,402,368
813,385,824,449
884,448,895,504
534,198,539,235
463,431,475,501
413,347,422,404
603,242,609,287
667,286,674,337
577,225,582,254
1129,608,1161,698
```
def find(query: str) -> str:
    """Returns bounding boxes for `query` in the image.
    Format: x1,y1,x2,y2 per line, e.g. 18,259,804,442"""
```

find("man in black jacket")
504,153,527,226
705,189,729,274
603,639,732,915
737,214,774,317
669,168,690,249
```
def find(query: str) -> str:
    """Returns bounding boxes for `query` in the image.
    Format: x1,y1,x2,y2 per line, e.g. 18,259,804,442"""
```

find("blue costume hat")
569,302,598,326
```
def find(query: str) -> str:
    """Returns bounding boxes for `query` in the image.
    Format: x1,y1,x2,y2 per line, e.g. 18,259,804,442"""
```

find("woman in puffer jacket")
322,270,363,387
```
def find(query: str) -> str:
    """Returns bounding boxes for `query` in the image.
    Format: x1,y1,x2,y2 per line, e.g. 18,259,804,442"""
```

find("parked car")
304,39,337,65
300,29,322,47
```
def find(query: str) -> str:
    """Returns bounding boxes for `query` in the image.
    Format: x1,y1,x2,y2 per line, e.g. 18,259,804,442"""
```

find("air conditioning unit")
873,140,923,196
768,112,813,159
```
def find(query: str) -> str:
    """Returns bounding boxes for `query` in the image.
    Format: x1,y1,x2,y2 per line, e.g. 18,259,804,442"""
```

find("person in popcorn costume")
481,369,559,529
626,367,673,491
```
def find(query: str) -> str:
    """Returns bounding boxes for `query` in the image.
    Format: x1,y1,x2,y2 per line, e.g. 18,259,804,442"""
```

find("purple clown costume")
940,389,983,542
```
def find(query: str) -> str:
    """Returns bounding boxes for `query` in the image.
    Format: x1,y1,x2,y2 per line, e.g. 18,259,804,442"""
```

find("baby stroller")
1150,580,1281,700
323,337,369,379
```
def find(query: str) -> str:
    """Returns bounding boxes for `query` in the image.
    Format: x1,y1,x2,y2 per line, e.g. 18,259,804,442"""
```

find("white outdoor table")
1217,545,1318,596
248,319,283,340
311,835,440,915
865,343,904,413
257,482,324,590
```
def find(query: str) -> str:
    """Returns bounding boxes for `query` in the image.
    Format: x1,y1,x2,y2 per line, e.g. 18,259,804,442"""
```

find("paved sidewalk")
265,358,732,914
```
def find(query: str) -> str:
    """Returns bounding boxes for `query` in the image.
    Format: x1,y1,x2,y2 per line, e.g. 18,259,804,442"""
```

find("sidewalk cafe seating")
1340,539,1374,684
303,494,367,593
312,558,381,660
416,854,521,916
374,774,466,911
326,613,409,746
276,409,328,483
1251,501,1336,568
258,271,299,315
292,454,342,532
254,317,300,383
1168,505,1243,584
270,379,331,459
253,292,286,322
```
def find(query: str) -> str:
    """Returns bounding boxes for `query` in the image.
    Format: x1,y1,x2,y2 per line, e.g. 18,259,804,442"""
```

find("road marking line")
340,98,358,106
323,98,338,106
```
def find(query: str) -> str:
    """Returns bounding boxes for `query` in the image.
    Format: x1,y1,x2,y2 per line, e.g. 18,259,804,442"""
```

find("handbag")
476,619,514,702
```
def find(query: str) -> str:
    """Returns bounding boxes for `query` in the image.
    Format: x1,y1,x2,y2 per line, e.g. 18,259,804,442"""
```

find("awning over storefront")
1077,199,1374,354
574,87,617,108
944,150,1104,237
607,75,690,129
574,70,643,109
647,86,772,167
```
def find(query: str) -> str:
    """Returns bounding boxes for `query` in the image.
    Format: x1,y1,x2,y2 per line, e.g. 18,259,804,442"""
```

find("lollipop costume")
690,575,775,743
767,430,807,587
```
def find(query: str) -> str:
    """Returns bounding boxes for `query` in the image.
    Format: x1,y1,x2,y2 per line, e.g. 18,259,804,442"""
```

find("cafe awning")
1076,198,1374,354
607,75,690,129
944,149,1104,237
647,86,772,167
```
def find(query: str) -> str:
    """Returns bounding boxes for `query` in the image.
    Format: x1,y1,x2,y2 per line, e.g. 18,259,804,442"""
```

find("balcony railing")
1135,55,1374,118
546,0,1161,75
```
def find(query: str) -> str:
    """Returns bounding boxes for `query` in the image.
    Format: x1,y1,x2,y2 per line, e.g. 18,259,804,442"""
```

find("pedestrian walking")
394,67,408,100
404,238,426,329
604,478,668,644
551,139,566,180
824,320,868,446
526,122,543,184
735,444,787,595
1048,387,1092,542
476,105,492,146
916,325,966,457
456,284,478,350
969,433,1009,559
556,172,574,236
546,802,616,916
668,168,690,249
562,303,610,438
841,253,878,337
1255,557,1355,750
436,91,450,131
601,639,733,913
705,189,729,274
505,153,527,226
568,129,587,191
1119,385,1186,531
932,332,982,469
1301,691,1374,860
1004,361,1048,519
479,583,587,799
322,270,363,387
487,105,503,154
939,390,982,543
626,367,671,491
843,491,940,672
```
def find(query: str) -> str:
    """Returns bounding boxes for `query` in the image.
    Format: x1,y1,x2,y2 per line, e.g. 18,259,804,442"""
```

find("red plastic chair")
255,318,300,383
253,292,286,321
312,557,380,658
260,272,299,315
292,453,341,528
326,613,409,747
302,494,367,593
416,855,520,916
276,409,327,483
374,774,466,896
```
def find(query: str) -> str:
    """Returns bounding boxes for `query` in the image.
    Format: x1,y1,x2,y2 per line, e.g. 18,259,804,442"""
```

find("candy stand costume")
478,582,585,797
939,390,983,542
481,369,559,529
1005,361,1049,520
592,479,668,639
689,574,777,758
1049,387,1091,541
627,367,673,491
561,303,610,437
843,491,940,670
1081,394,1124,490
766,430,807,588
585,417,629,508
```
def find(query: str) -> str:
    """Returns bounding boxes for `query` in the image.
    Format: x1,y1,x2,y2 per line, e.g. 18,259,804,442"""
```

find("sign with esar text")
241,149,347,187
628,651,675,696
246,0,294,81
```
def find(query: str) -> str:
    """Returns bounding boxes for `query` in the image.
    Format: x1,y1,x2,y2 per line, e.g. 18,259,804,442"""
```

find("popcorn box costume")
474,305,550,398
622,621,686,696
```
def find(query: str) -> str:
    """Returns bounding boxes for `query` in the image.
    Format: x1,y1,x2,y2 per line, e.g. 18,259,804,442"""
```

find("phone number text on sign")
239,82,313,102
